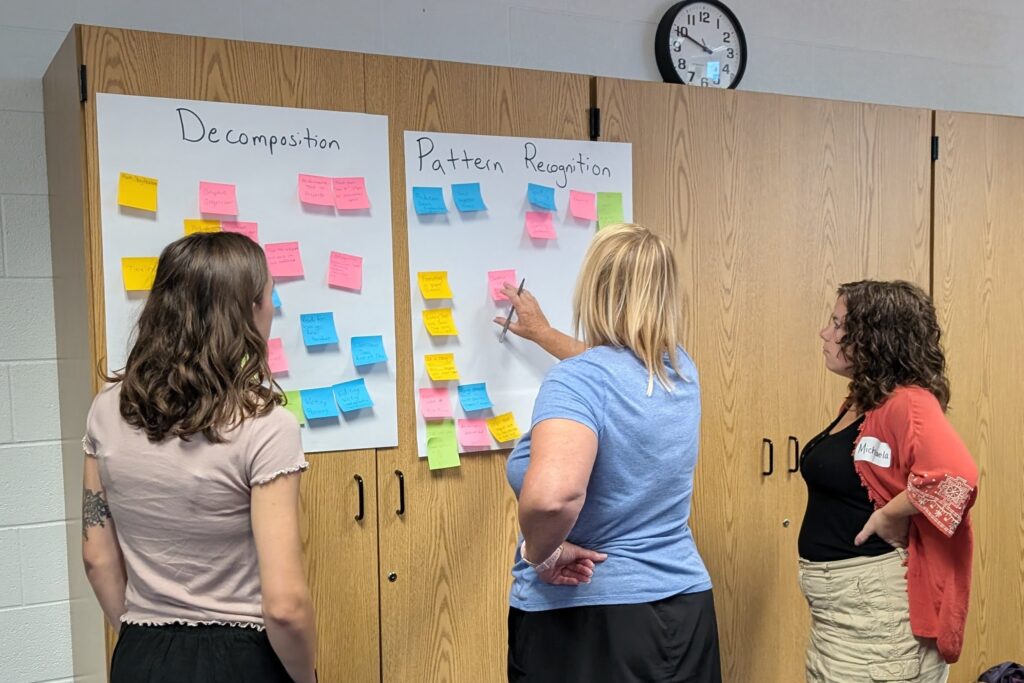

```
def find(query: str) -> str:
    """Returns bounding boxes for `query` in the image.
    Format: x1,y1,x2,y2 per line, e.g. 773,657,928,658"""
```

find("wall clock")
655,0,747,89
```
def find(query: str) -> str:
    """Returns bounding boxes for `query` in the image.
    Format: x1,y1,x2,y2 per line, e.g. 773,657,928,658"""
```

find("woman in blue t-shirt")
493,223,721,683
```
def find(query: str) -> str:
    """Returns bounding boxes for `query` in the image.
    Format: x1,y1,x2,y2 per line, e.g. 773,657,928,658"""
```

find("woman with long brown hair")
81,232,317,682
798,280,978,682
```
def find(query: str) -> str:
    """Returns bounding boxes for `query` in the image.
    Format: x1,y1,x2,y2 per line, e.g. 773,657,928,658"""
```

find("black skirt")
508,589,722,683
110,623,293,683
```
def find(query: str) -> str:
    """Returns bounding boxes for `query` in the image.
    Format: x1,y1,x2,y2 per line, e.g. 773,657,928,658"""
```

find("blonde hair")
572,223,687,395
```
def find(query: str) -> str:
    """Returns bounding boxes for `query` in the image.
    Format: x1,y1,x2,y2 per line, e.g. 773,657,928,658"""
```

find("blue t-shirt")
506,345,712,611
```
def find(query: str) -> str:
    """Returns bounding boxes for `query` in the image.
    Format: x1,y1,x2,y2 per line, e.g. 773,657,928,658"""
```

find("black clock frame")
654,0,748,89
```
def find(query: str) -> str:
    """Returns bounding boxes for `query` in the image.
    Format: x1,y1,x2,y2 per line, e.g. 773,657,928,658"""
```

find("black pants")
508,589,722,683
110,623,293,682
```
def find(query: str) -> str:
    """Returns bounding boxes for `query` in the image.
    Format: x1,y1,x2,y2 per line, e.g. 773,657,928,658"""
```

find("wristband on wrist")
521,540,563,573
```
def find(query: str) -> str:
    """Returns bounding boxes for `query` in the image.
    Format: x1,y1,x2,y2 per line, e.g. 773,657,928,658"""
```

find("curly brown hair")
837,280,950,412
109,232,282,442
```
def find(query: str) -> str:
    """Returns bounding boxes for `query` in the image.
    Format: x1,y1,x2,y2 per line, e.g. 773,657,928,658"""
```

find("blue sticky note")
707,61,720,83
412,186,448,215
351,335,388,366
272,288,281,309
300,312,339,346
527,183,556,211
333,378,374,412
451,183,487,212
458,383,493,412
300,387,339,419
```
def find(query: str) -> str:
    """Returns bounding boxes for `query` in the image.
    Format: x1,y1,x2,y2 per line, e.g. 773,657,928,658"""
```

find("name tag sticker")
854,436,892,468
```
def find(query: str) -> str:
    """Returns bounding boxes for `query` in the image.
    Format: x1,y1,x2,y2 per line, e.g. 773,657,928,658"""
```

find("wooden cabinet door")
933,111,1024,681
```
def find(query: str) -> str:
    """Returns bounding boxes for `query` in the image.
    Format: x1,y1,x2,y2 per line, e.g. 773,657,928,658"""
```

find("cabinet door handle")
394,469,405,516
761,438,774,476
353,474,365,521
788,436,800,473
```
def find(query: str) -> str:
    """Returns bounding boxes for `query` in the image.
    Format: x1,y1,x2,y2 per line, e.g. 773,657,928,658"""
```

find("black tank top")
798,412,894,561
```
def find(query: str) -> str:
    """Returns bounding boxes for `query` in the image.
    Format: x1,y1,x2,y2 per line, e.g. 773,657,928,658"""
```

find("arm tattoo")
82,488,112,540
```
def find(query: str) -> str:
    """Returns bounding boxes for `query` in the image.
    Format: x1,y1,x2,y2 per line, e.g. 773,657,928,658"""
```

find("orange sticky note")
569,190,597,221
488,269,516,302
328,252,362,291
267,338,288,374
333,177,370,210
424,353,459,381
526,211,557,240
457,419,492,450
422,308,458,336
121,257,158,291
221,221,259,242
487,412,522,443
199,181,238,215
417,271,453,299
184,219,221,235
117,173,158,212
298,174,334,206
264,242,304,278
419,387,453,419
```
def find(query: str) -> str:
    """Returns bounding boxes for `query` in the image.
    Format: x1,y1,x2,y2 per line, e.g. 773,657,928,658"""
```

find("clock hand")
682,33,714,54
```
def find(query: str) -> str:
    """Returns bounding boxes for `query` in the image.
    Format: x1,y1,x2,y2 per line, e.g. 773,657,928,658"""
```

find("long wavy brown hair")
838,280,950,412
110,232,281,442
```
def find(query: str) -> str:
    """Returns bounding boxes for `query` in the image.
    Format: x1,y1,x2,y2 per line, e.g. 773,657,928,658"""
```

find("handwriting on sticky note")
451,182,487,212
118,173,158,212
412,186,448,215
419,388,453,419
121,257,159,291
328,252,363,291
426,420,461,470
184,219,221,235
300,312,338,346
298,174,334,206
422,308,458,336
597,191,625,229
272,288,282,309
487,269,516,303
333,177,370,210
351,335,388,366
417,271,453,299
267,338,288,374
457,383,493,412
457,419,492,450
527,183,556,211
333,378,374,412
526,211,557,240
284,390,306,425
487,412,522,442
264,242,304,278
569,190,597,221
425,353,459,381
199,181,238,215
300,387,339,420
221,221,259,242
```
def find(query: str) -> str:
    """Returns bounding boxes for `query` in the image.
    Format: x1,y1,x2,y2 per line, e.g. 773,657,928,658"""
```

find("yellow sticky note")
184,219,221,235
424,353,459,381
426,420,461,470
422,308,458,336
283,390,306,426
487,412,522,443
118,172,158,212
121,257,158,291
417,271,453,299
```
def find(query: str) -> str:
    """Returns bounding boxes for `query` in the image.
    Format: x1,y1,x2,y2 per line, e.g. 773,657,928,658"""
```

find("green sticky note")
426,420,461,470
283,390,306,425
596,191,625,229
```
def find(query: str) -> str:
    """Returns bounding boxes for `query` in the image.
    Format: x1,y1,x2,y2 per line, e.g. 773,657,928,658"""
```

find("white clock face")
666,2,743,88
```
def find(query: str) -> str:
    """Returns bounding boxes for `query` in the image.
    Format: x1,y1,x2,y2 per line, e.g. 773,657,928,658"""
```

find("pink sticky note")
328,251,363,291
457,419,492,450
526,211,557,240
569,190,597,221
264,242,304,278
267,338,289,374
488,269,517,302
298,174,334,206
221,221,259,243
419,388,453,419
333,177,370,210
199,181,238,215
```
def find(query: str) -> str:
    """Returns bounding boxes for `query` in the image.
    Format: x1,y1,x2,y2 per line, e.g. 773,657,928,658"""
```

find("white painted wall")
2,0,1023,680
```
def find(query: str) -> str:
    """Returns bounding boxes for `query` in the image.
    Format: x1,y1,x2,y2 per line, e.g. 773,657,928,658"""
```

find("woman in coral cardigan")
798,280,978,683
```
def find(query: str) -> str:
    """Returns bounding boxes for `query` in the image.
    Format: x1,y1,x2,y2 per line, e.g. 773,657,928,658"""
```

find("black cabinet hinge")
589,107,601,141
79,64,87,103
931,135,939,161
